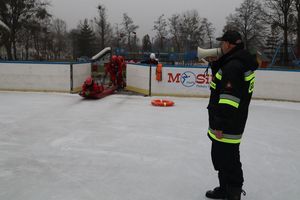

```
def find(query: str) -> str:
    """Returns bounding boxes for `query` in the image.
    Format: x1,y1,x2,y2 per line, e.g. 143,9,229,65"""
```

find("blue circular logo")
181,71,196,87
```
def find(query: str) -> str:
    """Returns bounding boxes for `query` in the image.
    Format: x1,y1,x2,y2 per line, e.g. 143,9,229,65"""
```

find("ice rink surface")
0,92,299,200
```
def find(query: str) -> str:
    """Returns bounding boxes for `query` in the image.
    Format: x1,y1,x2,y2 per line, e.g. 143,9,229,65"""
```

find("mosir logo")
168,72,212,88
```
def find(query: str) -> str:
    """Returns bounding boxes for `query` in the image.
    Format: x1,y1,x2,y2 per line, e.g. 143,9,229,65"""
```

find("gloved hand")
214,130,223,139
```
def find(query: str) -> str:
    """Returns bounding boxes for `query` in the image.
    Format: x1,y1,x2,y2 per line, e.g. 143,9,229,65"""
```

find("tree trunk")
175,36,180,52
128,35,131,51
4,40,12,60
101,21,105,50
283,14,289,64
160,37,164,51
101,32,105,50
12,39,18,60
25,40,29,60
297,6,300,57
297,26,300,57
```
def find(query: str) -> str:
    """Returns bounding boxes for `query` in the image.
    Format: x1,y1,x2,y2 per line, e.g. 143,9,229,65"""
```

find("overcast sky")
49,0,244,39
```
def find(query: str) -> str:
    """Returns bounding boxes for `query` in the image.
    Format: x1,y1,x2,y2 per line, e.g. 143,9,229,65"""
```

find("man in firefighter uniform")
205,30,258,200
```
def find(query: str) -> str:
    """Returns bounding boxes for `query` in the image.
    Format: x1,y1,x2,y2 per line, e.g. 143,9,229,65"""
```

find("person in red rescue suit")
81,76,104,96
106,55,125,88
106,55,118,86
205,30,258,200
117,55,126,88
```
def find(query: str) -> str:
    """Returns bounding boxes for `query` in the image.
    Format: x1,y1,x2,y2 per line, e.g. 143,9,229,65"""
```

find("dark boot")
226,187,246,200
205,187,226,199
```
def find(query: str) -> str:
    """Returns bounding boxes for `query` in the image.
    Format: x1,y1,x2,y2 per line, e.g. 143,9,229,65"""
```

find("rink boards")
0,61,90,93
0,61,299,102
126,64,300,102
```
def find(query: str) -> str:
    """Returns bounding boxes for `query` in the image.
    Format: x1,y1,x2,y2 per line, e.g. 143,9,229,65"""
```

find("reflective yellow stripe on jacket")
208,128,242,144
244,70,255,81
210,69,222,90
210,81,216,89
216,69,222,80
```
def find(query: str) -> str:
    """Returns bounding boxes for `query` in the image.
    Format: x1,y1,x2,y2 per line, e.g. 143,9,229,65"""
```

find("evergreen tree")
142,34,152,52
78,19,96,58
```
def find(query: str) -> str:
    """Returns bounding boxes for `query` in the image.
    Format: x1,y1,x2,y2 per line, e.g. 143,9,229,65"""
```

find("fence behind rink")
0,61,91,93
126,64,300,102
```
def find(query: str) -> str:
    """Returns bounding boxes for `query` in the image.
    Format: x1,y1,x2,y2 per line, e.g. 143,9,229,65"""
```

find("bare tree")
69,29,80,59
225,0,266,51
201,18,215,48
18,13,52,60
111,23,124,49
179,10,205,51
153,14,168,51
265,0,294,63
294,0,300,56
121,13,139,51
94,4,112,50
0,20,10,49
17,21,34,60
51,18,67,60
168,14,181,51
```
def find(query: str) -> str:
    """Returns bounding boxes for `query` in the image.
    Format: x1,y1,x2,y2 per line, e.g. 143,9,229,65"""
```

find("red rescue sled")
79,85,117,99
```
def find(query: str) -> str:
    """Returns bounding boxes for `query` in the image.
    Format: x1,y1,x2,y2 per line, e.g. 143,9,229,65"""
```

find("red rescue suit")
106,55,126,88
81,77,104,97
106,55,119,86
117,56,126,88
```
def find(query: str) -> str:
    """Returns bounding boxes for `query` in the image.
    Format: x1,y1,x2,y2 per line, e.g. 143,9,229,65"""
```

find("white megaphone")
197,47,222,61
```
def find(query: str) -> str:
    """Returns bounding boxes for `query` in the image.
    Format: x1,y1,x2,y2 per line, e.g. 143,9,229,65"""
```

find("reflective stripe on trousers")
219,94,240,108
208,128,242,144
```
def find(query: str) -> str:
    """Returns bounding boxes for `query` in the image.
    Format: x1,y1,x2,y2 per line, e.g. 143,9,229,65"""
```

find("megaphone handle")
204,65,209,75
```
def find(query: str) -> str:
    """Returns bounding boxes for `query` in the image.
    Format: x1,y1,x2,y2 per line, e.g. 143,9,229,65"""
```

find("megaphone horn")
197,47,222,61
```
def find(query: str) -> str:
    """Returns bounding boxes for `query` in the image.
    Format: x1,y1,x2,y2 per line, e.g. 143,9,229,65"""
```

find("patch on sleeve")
225,81,232,89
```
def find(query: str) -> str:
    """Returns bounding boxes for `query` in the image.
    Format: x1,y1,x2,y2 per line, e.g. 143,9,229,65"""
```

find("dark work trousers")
211,140,244,189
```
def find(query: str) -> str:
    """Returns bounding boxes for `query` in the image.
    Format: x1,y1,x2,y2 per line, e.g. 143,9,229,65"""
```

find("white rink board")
151,66,211,96
126,64,300,101
0,62,91,92
72,63,92,92
126,64,152,95
126,64,211,97
254,70,300,102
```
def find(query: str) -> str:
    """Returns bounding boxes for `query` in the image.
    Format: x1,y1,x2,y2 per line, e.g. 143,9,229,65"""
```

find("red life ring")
151,99,174,107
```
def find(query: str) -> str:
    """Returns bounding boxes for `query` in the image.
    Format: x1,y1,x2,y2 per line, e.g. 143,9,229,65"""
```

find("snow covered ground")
0,91,299,200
